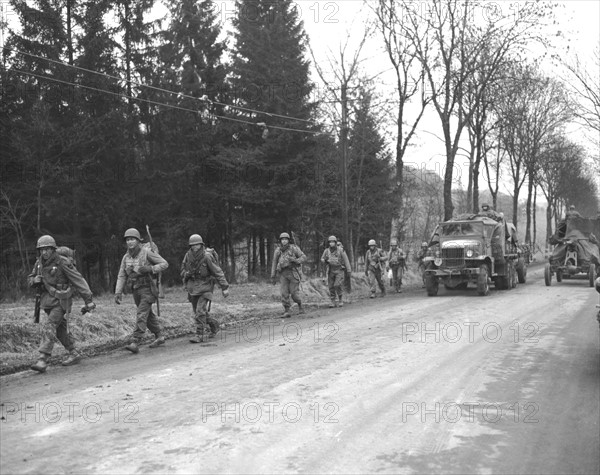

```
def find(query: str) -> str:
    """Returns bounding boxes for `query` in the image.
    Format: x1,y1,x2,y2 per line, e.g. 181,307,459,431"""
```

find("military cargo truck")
423,212,527,296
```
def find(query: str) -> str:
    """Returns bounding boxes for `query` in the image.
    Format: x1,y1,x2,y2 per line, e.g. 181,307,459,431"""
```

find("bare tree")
401,0,547,220
371,0,432,241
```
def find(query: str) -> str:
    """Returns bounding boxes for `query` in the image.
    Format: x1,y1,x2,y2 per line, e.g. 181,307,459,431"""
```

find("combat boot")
208,324,220,339
31,354,49,373
125,342,139,354
62,349,81,366
190,333,204,343
282,308,291,318
370,292,375,299
338,298,344,308
149,335,165,348
298,304,305,315
328,300,336,308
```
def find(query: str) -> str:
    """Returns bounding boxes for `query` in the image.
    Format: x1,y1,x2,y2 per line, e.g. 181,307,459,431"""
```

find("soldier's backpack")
56,246,76,267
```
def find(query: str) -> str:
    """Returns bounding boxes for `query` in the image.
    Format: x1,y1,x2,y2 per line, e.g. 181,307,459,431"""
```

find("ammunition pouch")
43,282,73,300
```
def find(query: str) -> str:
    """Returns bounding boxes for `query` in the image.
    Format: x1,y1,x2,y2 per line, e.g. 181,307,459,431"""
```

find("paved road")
1,267,599,474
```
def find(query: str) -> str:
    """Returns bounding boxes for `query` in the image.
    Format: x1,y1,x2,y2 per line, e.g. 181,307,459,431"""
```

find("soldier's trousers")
132,286,161,341
279,268,302,309
328,267,345,301
38,305,74,355
189,294,219,335
368,267,386,294
390,265,403,291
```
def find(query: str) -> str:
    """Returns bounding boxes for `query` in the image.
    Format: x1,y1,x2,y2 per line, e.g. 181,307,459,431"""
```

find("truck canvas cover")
550,217,600,264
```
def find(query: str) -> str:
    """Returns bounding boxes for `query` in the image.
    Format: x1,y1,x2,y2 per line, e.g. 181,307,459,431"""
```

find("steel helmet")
328,235,337,243
390,239,398,246
124,228,141,240
421,241,428,247
189,234,204,246
36,235,57,249
368,239,376,246
279,232,290,240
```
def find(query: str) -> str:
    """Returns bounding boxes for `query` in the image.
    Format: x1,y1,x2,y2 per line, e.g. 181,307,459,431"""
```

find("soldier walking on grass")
365,239,387,298
114,228,168,354
181,234,229,343
416,241,429,288
271,232,306,318
28,235,96,373
387,239,407,293
321,235,351,307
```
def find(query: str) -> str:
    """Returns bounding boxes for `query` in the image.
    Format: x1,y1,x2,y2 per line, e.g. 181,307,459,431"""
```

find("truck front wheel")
516,257,527,283
425,274,439,296
544,263,552,286
477,265,490,296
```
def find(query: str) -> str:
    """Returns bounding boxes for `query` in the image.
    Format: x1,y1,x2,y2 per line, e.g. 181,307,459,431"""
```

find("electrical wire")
9,68,329,135
5,47,321,127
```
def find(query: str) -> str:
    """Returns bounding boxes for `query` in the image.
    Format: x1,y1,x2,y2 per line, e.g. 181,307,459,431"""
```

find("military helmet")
421,241,428,247
390,239,398,246
328,235,337,243
569,205,576,210
189,234,204,246
279,232,290,240
368,239,377,246
124,228,141,240
36,235,57,249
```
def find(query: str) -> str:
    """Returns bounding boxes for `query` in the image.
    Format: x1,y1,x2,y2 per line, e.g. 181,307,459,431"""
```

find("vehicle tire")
589,266,596,287
477,265,490,296
544,263,552,286
456,282,468,290
425,274,439,296
556,269,562,282
511,262,518,288
516,258,527,284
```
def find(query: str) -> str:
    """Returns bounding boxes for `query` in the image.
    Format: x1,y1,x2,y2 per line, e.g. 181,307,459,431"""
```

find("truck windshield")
441,222,483,236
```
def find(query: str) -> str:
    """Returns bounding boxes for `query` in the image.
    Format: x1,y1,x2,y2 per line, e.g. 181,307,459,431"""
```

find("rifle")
33,261,42,323
145,225,164,318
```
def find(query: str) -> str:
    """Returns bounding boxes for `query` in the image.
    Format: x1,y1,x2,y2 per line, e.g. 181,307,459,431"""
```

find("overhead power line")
5,47,323,127
9,68,330,135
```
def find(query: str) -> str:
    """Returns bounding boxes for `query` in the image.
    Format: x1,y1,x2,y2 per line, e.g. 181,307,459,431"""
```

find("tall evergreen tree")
230,0,318,274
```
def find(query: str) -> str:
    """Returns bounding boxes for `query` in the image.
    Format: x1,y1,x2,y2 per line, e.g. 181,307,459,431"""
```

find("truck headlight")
466,249,474,258
434,257,442,266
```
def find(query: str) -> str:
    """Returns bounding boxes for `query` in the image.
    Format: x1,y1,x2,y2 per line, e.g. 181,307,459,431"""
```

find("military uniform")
416,243,429,287
271,233,306,317
115,229,168,352
388,243,407,293
365,241,387,298
321,236,351,307
28,235,94,372
181,235,229,343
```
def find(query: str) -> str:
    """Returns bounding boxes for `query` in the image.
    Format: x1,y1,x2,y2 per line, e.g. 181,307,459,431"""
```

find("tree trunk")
525,175,534,243
532,185,537,248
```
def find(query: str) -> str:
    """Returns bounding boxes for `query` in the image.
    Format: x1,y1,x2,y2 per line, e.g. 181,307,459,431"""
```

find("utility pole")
340,83,352,265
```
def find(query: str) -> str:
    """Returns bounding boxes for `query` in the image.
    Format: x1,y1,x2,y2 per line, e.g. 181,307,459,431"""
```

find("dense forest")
1,0,598,298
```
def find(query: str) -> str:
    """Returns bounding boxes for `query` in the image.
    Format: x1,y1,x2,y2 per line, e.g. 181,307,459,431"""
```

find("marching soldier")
387,239,407,293
114,228,168,354
416,241,429,288
271,232,306,318
321,235,351,307
181,234,229,343
28,235,95,373
365,239,387,298
565,205,582,219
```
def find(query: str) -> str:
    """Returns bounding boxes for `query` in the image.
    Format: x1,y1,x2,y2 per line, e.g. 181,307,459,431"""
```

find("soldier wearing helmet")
114,228,169,353
321,235,351,308
271,232,307,318
416,241,430,288
27,235,95,373
387,238,407,293
565,205,582,219
365,239,387,298
181,234,229,343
